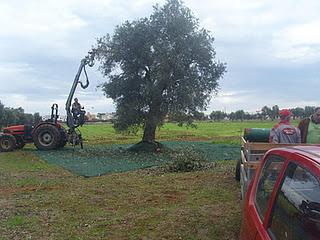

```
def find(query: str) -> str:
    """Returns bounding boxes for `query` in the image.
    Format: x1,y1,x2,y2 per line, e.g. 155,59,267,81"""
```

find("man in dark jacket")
298,107,320,143
71,98,85,125
72,98,82,115
269,109,301,144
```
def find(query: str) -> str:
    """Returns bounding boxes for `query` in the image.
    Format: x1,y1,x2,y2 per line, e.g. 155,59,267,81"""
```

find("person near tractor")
298,107,320,143
72,98,81,115
71,98,86,126
269,109,301,144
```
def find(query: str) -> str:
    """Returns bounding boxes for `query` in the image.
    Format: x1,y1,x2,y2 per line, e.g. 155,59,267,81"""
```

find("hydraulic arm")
65,51,95,148
65,51,95,131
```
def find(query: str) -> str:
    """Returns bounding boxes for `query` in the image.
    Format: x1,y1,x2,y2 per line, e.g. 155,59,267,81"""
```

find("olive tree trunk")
142,115,158,142
142,96,163,143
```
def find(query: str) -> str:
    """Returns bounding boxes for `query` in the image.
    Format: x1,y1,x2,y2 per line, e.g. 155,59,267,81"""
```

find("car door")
241,154,286,240
265,157,320,240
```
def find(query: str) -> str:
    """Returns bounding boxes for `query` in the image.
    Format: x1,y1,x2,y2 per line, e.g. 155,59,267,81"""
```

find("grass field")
0,120,279,239
81,120,280,144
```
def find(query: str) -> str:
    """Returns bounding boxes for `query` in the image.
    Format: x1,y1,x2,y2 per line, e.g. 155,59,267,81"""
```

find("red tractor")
0,104,67,152
0,51,95,152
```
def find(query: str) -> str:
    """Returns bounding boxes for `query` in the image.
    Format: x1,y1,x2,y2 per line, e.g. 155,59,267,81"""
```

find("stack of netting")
243,128,271,142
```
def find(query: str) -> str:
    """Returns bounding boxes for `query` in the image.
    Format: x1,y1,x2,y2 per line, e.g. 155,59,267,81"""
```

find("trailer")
237,128,313,199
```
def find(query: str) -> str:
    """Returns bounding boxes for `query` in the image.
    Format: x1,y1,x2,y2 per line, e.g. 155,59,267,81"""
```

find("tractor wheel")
235,158,241,181
0,134,16,152
15,136,26,149
33,124,61,150
57,128,68,149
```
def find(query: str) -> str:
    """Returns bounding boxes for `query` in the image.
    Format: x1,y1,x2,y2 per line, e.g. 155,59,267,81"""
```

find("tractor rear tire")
33,124,61,150
0,134,16,152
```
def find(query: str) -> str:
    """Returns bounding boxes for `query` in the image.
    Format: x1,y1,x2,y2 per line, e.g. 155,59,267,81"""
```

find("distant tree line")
0,101,42,129
209,105,318,121
0,100,317,129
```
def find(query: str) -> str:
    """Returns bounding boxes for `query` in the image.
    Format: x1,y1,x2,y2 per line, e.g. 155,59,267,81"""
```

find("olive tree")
93,0,226,150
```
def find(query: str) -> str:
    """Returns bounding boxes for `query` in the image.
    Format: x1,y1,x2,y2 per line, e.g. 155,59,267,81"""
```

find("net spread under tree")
93,0,226,151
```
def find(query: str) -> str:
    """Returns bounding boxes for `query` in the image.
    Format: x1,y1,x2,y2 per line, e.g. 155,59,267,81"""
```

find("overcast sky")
1,0,319,115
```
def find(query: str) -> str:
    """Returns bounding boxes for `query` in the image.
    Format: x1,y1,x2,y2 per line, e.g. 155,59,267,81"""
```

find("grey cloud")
1,0,320,115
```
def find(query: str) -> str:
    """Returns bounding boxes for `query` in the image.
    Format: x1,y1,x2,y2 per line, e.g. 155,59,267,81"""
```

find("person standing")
298,107,320,143
269,109,301,143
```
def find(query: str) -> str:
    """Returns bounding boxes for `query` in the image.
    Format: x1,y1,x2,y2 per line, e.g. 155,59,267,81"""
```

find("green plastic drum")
243,128,271,142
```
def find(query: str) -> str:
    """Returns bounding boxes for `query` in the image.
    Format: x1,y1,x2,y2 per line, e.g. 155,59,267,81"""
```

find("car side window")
255,155,285,219
268,162,320,240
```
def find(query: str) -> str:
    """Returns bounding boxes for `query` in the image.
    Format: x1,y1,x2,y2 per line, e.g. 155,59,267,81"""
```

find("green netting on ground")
34,142,239,177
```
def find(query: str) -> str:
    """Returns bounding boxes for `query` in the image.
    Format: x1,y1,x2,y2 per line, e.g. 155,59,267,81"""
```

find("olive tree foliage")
93,0,226,142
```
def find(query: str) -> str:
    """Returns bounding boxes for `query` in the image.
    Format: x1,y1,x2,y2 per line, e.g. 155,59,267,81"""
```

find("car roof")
273,145,320,165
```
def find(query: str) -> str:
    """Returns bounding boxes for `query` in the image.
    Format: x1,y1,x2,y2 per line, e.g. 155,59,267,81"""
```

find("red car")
240,146,320,240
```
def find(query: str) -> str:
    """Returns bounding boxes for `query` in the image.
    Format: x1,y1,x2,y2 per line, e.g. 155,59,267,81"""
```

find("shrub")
166,147,212,172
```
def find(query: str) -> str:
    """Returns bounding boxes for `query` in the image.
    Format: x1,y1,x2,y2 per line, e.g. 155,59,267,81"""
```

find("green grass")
0,156,241,239
81,120,282,145
0,120,279,239
5,215,39,230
